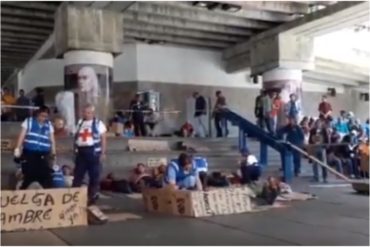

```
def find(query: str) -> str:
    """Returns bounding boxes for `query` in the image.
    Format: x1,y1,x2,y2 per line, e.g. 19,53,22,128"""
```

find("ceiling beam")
128,2,272,29
1,16,54,29
1,31,47,41
226,1,310,14
124,30,230,48
124,20,244,42
0,2,59,12
123,11,253,36
2,43,40,50
161,2,295,23
1,47,36,54
1,6,55,19
1,24,51,35
0,37,43,46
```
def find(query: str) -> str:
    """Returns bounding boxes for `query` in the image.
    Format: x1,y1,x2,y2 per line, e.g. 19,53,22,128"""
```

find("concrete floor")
1,178,369,246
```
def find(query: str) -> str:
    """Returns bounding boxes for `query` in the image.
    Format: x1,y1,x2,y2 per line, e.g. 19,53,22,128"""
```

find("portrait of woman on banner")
78,66,100,107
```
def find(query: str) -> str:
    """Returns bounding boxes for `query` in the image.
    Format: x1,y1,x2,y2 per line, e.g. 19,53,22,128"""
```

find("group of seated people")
109,109,161,138
298,112,369,181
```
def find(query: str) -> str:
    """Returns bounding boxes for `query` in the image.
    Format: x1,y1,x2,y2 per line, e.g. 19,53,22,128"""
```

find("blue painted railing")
222,109,294,182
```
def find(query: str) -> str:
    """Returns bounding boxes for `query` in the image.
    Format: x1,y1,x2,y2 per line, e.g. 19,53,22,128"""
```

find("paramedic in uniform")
73,104,107,204
14,106,56,189
165,153,203,190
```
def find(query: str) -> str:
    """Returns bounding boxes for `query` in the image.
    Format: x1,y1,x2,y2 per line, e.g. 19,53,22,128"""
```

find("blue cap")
240,148,249,157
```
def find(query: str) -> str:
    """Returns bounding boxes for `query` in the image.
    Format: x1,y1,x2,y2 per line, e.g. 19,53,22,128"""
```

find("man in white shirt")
72,104,107,205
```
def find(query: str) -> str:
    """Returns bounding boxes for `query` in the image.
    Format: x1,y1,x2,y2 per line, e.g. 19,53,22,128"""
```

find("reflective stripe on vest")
23,117,51,152
52,170,65,188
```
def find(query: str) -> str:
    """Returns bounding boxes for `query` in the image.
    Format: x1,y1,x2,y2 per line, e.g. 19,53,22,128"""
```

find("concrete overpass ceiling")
0,1,334,83
0,1,60,82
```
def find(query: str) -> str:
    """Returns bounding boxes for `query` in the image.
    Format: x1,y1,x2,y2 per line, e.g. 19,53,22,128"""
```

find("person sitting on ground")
358,138,369,178
260,176,280,205
129,163,152,192
238,148,261,185
152,164,167,188
51,164,66,188
178,121,194,137
62,165,74,187
164,153,203,191
123,121,135,138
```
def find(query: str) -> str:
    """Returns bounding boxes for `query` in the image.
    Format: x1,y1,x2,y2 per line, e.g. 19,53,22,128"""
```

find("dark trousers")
73,147,102,201
292,150,301,175
20,149,52,189
133,117,146,137
240,165,261,184
214,113,228,137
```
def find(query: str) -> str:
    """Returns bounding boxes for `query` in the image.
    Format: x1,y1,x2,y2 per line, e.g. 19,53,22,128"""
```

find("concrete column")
54,4,123,125
262,68,303,126
64,50,113,122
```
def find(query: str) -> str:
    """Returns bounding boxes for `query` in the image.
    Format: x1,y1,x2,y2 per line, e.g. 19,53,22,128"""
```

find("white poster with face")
65,64,112,123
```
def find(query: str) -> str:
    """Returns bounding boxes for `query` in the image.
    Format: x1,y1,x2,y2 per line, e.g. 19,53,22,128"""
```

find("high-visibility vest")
75,118,102,154
23,117,51,152
165,161,196,185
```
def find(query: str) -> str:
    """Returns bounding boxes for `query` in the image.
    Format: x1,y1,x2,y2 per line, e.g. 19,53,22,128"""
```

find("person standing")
130,93,147,137
277,120,305,177
213,90,228,137
73,105,107,204
271,92,282,134
13,106,56,189
16,89,31,121
193,92,207,138
318,95,333,121
284,93,301,124
32,88,45,109
254,90,264,129
262,91,273,133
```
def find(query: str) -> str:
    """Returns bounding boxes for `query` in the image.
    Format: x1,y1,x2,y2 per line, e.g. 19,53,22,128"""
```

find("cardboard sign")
143,186,255,218
128,139,170,152
1,139,14,152
147,157,167,167
1,187,88,232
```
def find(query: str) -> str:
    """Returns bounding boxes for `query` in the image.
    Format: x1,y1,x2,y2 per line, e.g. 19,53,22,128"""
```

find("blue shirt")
165,161,198,189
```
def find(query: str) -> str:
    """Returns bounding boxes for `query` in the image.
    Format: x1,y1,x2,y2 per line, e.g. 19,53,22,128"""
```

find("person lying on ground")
129,163,153,192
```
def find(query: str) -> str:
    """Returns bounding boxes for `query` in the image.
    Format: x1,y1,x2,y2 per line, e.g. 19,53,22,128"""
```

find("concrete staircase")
1,136,287,189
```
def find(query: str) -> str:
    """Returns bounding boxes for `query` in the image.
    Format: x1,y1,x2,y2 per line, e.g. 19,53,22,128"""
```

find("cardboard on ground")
1,187,88,232
143,186,255,217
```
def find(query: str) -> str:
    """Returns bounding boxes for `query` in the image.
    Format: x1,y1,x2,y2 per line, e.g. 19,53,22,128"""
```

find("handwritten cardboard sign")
143,186,255,218
1,187,88,232
147,157,167,167
128,139,170,152
1,139,14,152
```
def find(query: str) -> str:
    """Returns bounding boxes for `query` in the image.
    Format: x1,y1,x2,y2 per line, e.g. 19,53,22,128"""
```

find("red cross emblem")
79,128,92,142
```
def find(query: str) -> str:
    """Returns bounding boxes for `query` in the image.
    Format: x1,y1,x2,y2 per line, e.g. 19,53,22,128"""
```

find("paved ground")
1,178,369,246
